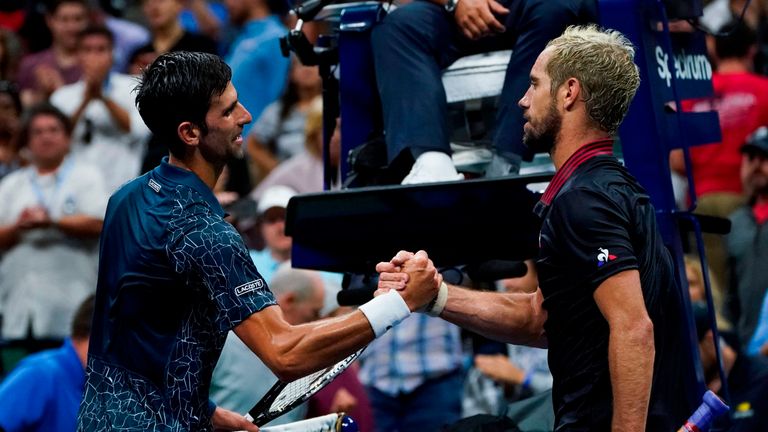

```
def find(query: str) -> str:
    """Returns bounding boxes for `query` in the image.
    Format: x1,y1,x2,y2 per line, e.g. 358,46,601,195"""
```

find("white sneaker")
401,151,465,184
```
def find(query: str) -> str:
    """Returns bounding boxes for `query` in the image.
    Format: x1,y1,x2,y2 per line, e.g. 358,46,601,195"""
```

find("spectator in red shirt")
673,19,768,319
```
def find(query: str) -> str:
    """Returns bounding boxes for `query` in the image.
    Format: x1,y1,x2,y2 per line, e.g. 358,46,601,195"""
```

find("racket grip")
677,390,729,432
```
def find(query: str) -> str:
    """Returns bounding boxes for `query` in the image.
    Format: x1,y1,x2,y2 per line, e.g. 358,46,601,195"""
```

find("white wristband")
424,282,448,317
358,290,411,338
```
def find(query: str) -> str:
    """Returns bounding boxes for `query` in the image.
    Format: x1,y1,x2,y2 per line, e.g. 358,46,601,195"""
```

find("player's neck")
551,127,611,170
168,154,222,190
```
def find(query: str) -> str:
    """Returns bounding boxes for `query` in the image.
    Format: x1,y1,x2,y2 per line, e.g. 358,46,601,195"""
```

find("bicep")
593,270,650,327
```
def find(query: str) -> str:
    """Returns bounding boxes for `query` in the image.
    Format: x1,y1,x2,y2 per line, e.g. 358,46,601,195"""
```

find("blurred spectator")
0,81,23,180
694,302,768,432
358,312,464,432
251,97,341,199
463,261,552,417
675,19,768,311
133,0,217,58
224,0,290,136
92,2,151,73
246,60,322,180
126,44,159,76
726,126,768,355
17,0,89,106
0,294,94,432
249,185,297,280
210,264,325,423
179,0,227,42
0,104,107,343
50,25,150,192
684,255,731,330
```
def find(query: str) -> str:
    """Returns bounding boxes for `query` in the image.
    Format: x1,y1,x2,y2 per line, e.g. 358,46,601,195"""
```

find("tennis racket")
245,347,365,426
259,413,358,432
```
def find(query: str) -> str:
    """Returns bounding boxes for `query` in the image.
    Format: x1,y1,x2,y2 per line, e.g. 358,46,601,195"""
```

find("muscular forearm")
440,285,546,346
235,307,375,381
609,320,655,431
56,215,103,238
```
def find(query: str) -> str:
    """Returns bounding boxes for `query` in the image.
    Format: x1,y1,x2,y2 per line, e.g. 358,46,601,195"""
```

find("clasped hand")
375,250,442,312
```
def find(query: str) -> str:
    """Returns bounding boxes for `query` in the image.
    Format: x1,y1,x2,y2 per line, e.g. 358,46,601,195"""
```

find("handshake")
375,250,449,316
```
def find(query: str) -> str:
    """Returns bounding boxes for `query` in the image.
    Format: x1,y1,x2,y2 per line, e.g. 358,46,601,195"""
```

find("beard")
199,127,244,169
522,100,562,155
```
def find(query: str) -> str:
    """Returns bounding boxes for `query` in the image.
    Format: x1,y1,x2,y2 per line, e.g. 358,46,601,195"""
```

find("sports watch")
444,0,459,13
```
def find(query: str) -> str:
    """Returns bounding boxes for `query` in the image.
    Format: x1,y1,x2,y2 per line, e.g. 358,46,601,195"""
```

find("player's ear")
178,121,201,146
562,77,581,111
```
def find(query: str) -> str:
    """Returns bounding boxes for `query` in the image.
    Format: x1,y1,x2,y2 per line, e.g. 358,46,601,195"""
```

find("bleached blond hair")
545,25,640,135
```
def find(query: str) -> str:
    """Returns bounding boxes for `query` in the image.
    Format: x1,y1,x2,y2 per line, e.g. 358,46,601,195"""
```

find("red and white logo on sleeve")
597,248,617,267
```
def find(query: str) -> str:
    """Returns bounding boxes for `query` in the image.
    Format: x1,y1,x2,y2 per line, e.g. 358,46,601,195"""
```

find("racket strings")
268,354,357,413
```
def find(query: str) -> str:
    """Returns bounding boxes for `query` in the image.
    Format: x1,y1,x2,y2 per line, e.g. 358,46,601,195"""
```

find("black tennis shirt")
534,140,690,431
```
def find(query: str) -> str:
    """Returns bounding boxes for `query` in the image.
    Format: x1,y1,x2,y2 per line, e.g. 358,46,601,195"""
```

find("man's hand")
17,206,52,230
474,354,526,385
84,77,103,101
34,66,64,96
375,250,413,293
211,407,259,431
376,250,441,311
454,0,509,40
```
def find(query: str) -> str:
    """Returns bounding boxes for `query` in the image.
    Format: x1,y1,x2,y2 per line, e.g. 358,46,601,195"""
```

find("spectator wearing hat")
249,185,297,282
726,125,768,357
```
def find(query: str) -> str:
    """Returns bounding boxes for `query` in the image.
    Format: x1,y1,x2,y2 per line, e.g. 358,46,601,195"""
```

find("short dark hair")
715,19,756,60
71,294,95,340
46,0,89,15
78,25,114,47
134,51,232,158
17,103,73,148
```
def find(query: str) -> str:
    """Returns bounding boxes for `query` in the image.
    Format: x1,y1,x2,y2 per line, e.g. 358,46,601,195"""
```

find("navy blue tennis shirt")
78,158,276,431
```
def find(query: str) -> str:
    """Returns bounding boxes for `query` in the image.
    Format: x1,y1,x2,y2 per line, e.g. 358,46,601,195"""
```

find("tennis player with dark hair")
76,51,441,431
378,25,691,431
